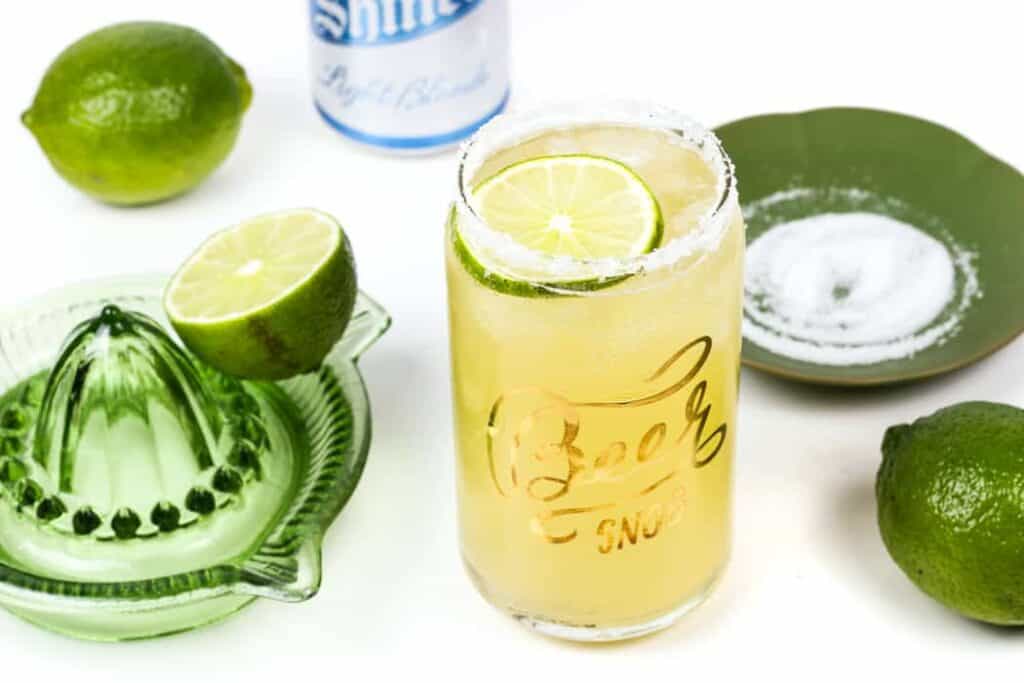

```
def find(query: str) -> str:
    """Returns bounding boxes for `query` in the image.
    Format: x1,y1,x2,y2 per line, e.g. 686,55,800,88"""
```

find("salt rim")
454,100,738,283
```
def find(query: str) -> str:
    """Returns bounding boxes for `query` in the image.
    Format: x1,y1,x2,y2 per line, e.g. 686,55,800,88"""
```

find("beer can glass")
446,102,745,641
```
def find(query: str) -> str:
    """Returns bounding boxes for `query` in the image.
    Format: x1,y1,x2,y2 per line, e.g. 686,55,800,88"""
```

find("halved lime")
455,154,663,295
165,209,357,380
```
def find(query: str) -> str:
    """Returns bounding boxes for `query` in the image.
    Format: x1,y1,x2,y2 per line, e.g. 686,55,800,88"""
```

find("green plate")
716,107,1024,386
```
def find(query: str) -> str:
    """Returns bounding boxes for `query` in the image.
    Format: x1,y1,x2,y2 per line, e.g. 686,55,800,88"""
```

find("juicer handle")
340,293,392,362
237,538,324,602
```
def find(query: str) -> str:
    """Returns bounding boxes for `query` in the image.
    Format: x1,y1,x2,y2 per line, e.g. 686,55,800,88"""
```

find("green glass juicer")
0,276,389,641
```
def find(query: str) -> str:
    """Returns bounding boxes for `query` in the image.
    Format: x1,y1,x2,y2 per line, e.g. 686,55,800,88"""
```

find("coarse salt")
744,210,981,366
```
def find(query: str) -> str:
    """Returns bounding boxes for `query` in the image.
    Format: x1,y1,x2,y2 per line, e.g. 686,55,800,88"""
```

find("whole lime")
877,401,1024,625
22,22,252,206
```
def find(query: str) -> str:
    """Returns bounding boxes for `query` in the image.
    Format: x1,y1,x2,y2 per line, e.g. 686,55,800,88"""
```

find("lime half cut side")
165,208,358,381
458,154,664,296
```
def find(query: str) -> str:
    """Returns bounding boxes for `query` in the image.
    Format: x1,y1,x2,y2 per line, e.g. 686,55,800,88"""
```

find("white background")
1,0,1023,678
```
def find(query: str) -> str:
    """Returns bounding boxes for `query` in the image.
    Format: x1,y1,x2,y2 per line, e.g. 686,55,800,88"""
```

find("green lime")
164,209,357,381
454,154,663,296
877,401,1024,625
22,22,252,206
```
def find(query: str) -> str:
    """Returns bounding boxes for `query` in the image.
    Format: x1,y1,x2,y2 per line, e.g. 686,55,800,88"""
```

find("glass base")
463,556,723,643
4,594,255,642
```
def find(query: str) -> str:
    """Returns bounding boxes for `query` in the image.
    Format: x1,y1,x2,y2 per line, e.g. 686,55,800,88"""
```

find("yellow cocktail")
446,103,744,640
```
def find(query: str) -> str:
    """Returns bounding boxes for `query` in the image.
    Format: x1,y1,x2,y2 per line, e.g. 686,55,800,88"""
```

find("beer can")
310,0,510,154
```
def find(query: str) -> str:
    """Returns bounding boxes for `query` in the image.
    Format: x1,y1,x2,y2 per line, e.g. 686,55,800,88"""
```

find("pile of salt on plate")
744,211,980,366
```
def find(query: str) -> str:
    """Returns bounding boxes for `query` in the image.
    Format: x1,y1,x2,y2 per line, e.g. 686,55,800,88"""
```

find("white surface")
1,0,1022,677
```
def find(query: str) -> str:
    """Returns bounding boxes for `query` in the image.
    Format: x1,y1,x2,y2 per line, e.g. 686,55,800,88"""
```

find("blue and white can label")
310,0,510,153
